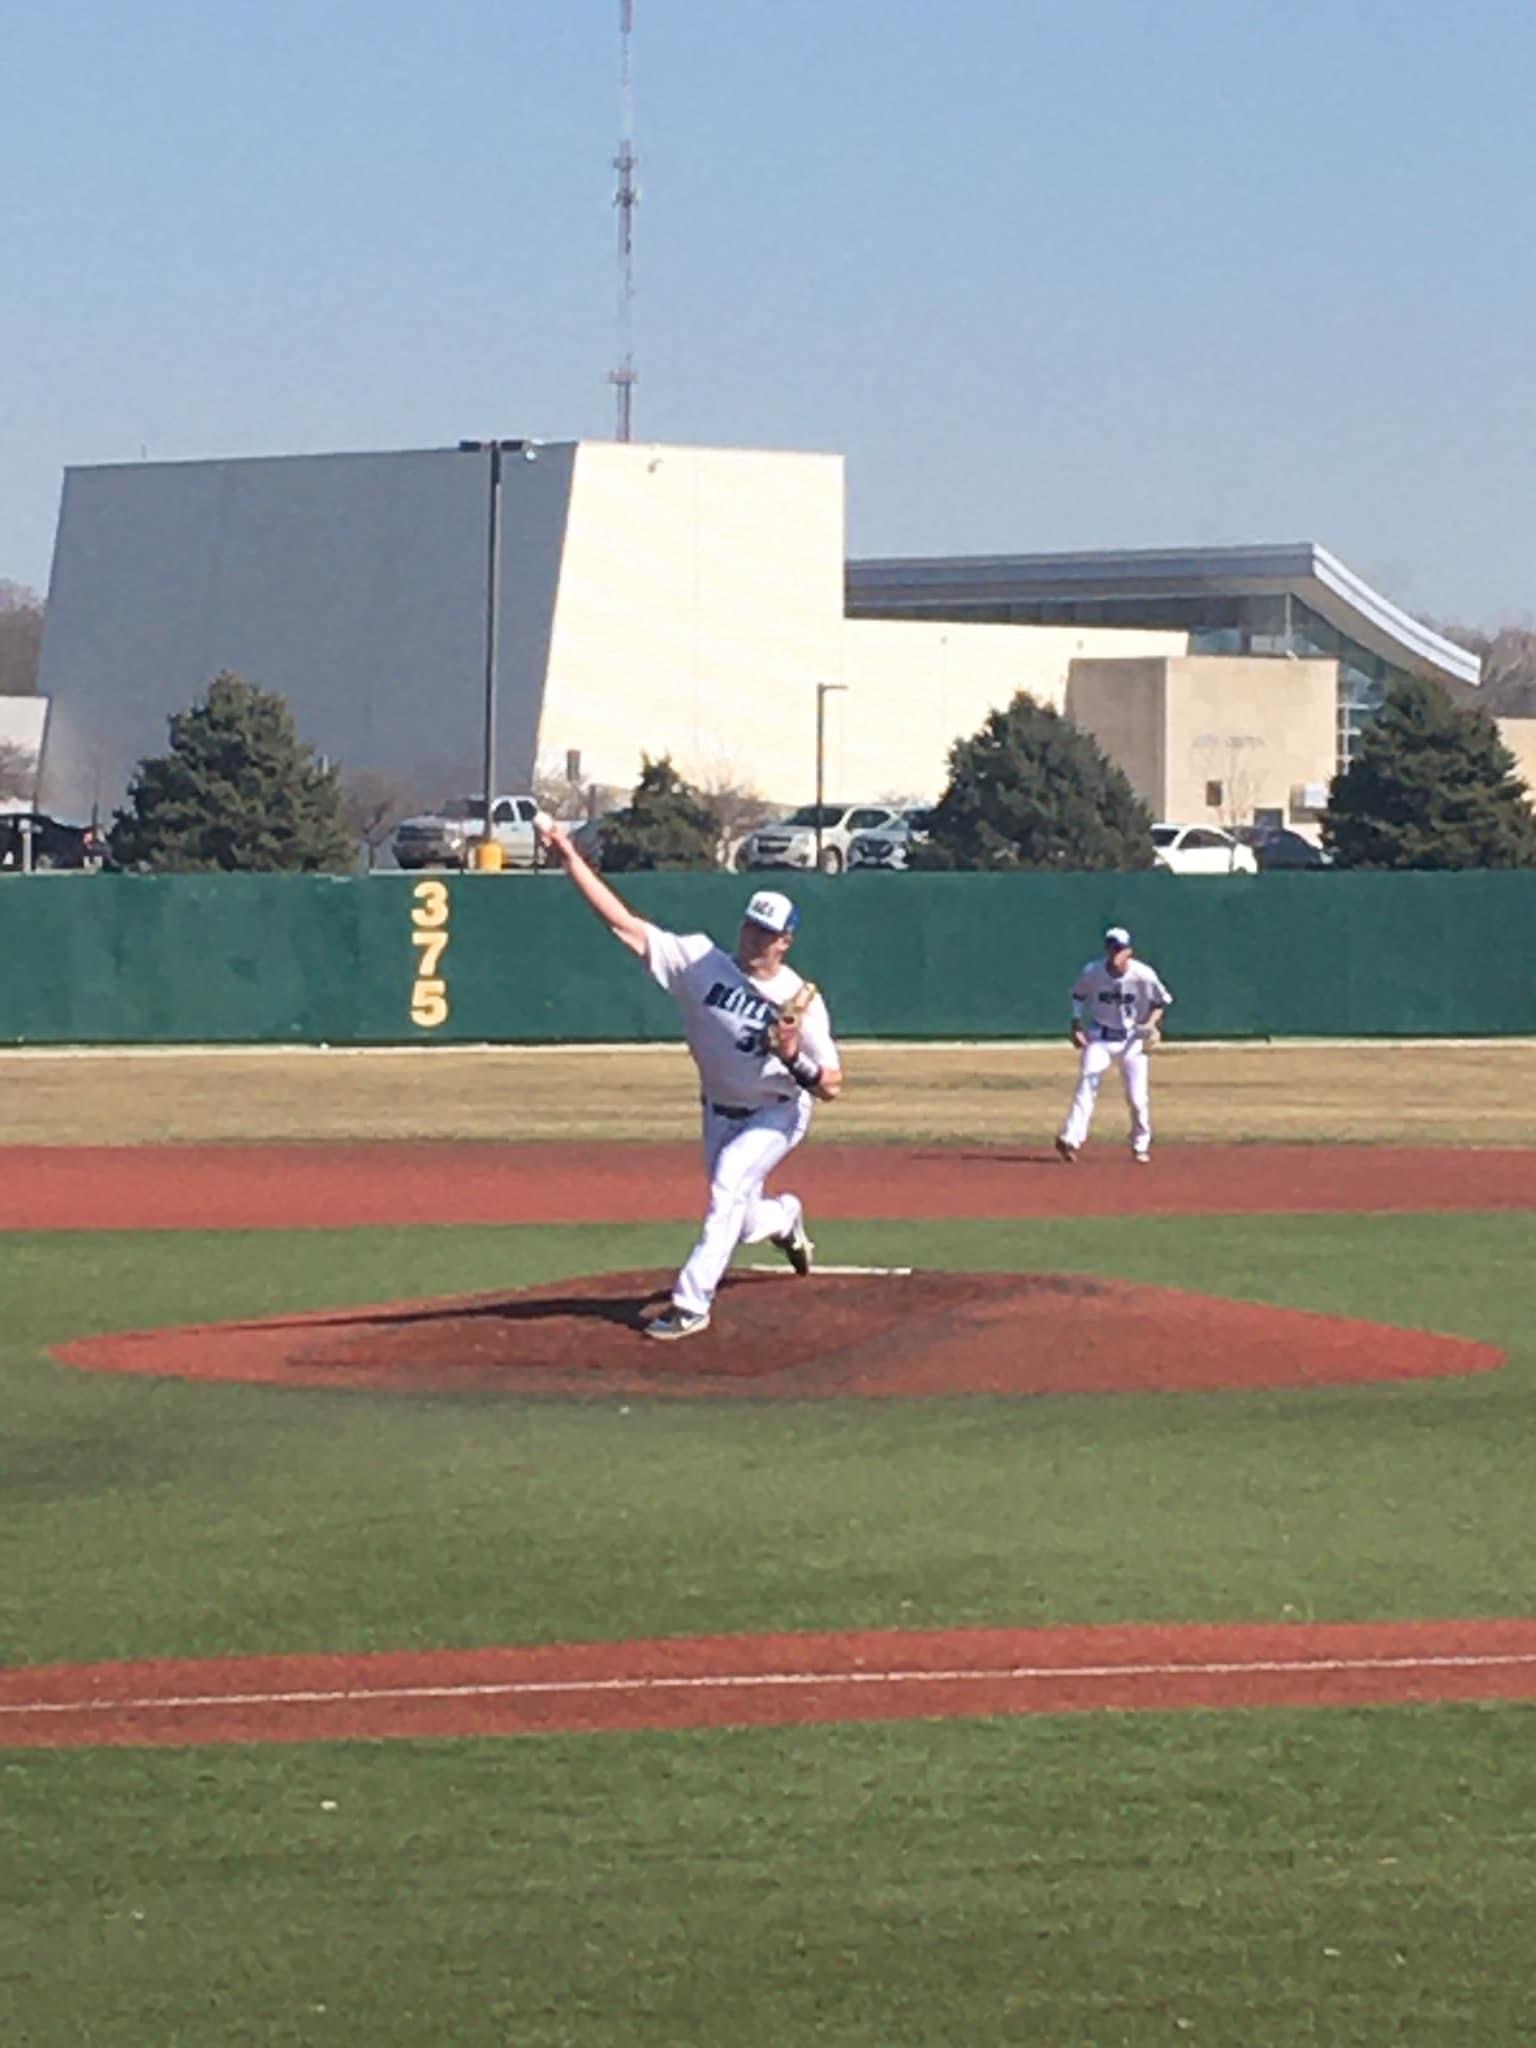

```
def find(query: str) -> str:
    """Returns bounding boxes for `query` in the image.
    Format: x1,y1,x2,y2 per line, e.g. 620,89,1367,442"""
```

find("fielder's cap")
1104,925,1133,947
744,888,799,935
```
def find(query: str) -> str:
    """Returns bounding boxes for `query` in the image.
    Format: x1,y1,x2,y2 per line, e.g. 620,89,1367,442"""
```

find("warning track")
8,1142,1536,1231
7,1619,1536,1750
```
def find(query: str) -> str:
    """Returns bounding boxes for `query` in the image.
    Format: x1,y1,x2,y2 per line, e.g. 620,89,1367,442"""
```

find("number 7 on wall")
413,930,448,977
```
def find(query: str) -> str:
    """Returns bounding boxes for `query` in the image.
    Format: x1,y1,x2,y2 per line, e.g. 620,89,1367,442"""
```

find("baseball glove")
766,980,819,1062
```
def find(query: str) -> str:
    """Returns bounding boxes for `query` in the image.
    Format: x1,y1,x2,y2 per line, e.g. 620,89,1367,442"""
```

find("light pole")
814,681,848,872
458,438,539,871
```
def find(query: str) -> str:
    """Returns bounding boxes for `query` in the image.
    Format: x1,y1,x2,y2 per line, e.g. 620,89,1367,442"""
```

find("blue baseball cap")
745,889,799,935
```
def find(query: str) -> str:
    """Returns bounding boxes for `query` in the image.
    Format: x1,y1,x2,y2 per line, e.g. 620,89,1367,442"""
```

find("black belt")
705,1099,791,1120
1097,1026,1131,1041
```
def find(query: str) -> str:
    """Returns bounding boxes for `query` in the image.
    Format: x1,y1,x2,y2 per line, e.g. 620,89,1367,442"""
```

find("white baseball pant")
1060,1036,1152,1158
672,1095,813,1316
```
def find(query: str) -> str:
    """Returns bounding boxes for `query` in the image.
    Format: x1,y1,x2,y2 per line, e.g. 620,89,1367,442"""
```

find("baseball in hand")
533,810,555,834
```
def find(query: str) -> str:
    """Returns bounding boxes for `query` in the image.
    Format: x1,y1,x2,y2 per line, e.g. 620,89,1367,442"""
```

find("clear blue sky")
4,0,1533,624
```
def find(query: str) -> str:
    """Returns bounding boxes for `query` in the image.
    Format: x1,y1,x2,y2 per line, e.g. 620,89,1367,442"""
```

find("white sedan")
1151,823,1258,876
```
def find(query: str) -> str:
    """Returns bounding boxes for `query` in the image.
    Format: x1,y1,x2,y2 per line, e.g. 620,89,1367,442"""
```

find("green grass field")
9,1038,1536,1144
4,1204,1536,2044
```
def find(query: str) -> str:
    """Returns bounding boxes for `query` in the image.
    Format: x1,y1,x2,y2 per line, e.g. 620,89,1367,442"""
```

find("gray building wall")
37,445,576,819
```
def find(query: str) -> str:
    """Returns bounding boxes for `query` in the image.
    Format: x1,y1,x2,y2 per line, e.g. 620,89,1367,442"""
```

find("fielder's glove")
766,981,819,1063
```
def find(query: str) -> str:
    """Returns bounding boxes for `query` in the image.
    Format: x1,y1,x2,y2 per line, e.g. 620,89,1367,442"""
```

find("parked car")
723,810,788,872
1150,823,1258,876
737,803,904,875
1234,825,1333,871
392,794,543,870
0,813,109,872
568,815,607,866
847,806,935,871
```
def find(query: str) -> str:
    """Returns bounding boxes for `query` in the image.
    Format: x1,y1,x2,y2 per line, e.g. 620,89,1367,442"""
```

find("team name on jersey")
704,980,777,1025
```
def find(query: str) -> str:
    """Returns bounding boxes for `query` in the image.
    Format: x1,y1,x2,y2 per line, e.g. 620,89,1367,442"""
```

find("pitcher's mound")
55,1269,1502,1400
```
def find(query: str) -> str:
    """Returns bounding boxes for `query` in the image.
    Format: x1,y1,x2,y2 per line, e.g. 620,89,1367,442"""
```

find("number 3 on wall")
410,879,451,1029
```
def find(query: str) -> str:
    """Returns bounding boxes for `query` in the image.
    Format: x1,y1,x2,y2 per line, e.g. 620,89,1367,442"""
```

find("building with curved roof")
847,542,1479,765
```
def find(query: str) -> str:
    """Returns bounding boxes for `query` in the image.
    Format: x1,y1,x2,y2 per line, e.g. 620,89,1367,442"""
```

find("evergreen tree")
1324,674,1536,869
109,672,356,872
598,755,721,871
911,692,1154,870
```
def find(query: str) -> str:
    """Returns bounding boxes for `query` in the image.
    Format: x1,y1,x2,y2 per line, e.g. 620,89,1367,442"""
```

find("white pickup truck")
392,794,543,871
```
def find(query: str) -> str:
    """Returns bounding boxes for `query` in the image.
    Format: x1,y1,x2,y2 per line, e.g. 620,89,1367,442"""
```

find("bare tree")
0,739,38,802
1482,629,1536,717
0,582,45,697
532,752,593,822
696,769,779,867
1215,737,1264,846
342,767,421,871
1430,619,1536,717
1185,734,1266,865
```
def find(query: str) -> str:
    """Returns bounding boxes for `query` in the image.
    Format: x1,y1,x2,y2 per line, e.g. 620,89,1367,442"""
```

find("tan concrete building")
494,445,1193,807
36,439,1468,836
1067,655,1338,828
839,617,1187,799
1498,719,1536,807
36,440,1190,817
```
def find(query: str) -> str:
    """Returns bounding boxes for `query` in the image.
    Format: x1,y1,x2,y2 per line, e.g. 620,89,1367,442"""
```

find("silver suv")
392,794,542,870
847,807,934,871
737,803,903,876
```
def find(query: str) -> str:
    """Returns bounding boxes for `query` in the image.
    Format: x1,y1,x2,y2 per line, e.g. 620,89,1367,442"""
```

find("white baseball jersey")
645,926,839,1109
1071,957,1172,1041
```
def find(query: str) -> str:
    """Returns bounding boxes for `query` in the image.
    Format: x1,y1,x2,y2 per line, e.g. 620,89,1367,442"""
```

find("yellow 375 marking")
409,880,451,1029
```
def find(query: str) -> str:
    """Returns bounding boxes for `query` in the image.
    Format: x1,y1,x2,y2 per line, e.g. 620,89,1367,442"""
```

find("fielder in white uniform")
1055,926,1172,1166
535,817,843,1340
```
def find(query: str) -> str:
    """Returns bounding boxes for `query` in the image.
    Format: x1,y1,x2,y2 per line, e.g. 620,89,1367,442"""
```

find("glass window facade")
849,588,1412,766
1281,598,1399,765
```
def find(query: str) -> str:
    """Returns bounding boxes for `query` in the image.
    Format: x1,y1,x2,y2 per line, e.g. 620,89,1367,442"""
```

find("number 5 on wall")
411,977,449,1029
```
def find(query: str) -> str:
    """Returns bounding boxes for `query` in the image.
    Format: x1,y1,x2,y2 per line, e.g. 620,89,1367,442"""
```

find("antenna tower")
609,0,639,440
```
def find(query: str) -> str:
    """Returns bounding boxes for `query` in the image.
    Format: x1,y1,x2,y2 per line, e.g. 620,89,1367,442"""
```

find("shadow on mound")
54,1268,1503,1400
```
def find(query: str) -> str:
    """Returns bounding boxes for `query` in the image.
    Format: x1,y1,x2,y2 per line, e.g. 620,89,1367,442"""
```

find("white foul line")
7,1647,1536,1720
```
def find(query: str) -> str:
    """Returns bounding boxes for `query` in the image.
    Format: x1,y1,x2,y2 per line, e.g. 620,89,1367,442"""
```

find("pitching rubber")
748,1263,915,1276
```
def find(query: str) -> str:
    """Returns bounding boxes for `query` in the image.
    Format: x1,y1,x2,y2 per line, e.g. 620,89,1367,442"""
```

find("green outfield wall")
1,869,1533,1045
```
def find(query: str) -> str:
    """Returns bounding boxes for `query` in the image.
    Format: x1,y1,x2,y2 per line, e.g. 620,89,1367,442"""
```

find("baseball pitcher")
1055,925,1172,1167
535,818,842,1340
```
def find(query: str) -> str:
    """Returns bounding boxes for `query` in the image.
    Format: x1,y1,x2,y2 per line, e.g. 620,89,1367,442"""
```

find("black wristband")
786,1050,822,1092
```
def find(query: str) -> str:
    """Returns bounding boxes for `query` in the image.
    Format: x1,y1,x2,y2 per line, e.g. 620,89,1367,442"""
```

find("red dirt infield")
55,1266,1504,1400
20,1141,1535,1752
7,1619,1536,1750
10,1140,1536,1232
